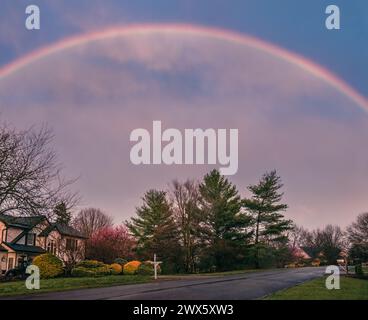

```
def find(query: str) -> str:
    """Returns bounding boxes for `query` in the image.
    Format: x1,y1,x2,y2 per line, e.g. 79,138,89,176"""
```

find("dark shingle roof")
0,214,46,229
39,223,87,239
0,244,8,252
4,243,46,254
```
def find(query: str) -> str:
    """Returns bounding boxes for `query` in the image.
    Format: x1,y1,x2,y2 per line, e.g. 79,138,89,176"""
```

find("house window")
47,240,56,255
66,238,77,251
27,233,35,246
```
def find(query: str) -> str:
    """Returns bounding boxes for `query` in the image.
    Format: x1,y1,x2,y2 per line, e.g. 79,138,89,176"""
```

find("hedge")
110,263,123,275
123,261,141,275
33,253,64,279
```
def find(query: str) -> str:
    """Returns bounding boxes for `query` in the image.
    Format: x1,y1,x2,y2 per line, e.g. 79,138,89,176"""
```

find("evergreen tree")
199,170,252,271
243,170,292,268
54,202,72,225
127,189,181,273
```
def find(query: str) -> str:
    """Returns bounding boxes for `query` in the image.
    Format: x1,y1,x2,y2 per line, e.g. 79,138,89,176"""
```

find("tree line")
124,169,293,273
1,125,368,274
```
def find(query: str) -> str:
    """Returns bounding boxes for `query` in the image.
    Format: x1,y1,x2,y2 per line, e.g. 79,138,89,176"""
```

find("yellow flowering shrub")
110,263,123,275
123,261,141,275
33,253,64,279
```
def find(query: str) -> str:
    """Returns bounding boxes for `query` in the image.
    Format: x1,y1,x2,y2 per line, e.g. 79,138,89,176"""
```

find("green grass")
0,275,152,297
266,276,368,300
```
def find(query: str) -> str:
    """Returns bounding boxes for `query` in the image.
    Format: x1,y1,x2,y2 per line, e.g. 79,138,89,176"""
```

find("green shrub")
72,260,112,277
355,264,364,276
33,253,64,279
76,260,105,268
71,265,111,277
114,258,128,266
137,262,154,276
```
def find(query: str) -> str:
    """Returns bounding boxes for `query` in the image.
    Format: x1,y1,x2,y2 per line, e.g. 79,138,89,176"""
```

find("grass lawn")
266,276,368,300
0,275,152,297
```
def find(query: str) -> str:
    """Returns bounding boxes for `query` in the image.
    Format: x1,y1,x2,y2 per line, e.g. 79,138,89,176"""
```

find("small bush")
33,253,64,279
71,265,111,277
110,263,123,275
76,260,105,268
355,264,364,276
72,260,112,277
137,262,154,276
141,261,162,274
114,258,128,266
123,261,141,275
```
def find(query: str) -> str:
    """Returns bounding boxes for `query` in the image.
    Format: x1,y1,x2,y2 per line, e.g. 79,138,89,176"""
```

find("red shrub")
87,225,136,264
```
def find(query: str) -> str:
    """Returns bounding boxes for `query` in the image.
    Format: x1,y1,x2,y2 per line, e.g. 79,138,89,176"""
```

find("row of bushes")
72,259,160,277
32,253,160,278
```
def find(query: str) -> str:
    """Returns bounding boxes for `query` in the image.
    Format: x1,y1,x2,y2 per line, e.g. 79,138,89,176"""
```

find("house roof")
4,243,46,254
0,244,8,252
291,246,311,260
39,223,87,239
0,214,46,229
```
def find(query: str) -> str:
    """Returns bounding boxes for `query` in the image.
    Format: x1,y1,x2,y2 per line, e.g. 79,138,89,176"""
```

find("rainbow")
1,23,367,111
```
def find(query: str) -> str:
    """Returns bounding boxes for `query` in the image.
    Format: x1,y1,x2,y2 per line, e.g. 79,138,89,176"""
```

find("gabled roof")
39,223,87,239
0,214,46,229
3,243,46,254
0,244,8,252
291,246,311,260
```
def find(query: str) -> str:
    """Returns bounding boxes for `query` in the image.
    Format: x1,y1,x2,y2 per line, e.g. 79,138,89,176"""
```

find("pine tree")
127,189,181,273
243,170,292,268
54,202,71,225
199,170,252,271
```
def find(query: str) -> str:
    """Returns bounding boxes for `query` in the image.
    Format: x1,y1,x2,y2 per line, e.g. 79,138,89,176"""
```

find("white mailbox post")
153,254,162,280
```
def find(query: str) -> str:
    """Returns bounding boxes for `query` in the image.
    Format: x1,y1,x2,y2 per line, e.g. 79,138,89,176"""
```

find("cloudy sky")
0,0,367,229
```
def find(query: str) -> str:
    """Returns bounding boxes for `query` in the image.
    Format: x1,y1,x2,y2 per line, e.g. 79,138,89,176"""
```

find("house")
0,214,87,274
291,246,311,261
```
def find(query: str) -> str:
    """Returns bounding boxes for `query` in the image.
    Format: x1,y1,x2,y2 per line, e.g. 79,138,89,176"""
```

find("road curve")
3,267,326,300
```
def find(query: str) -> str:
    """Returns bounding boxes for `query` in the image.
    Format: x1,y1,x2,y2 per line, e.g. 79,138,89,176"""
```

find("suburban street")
4,267,326,300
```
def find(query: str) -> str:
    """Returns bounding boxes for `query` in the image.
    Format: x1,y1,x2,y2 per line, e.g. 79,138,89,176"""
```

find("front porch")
0,243,45,274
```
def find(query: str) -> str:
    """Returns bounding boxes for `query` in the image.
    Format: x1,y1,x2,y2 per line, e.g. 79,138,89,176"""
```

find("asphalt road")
5,267,326,300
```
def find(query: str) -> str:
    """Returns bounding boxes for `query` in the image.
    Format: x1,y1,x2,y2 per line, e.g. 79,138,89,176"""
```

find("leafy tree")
297,225,346,265
127,189,181,273
199,170,252,271
243,170,292,268
171,179,204,273
347,213,368,262
73,207,113,238
318,225,345,265
0,125,78,217
54,202,72,225
87,225,136,264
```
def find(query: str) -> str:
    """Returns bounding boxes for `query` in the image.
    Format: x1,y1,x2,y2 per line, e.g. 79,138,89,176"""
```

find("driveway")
3,267,326,300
